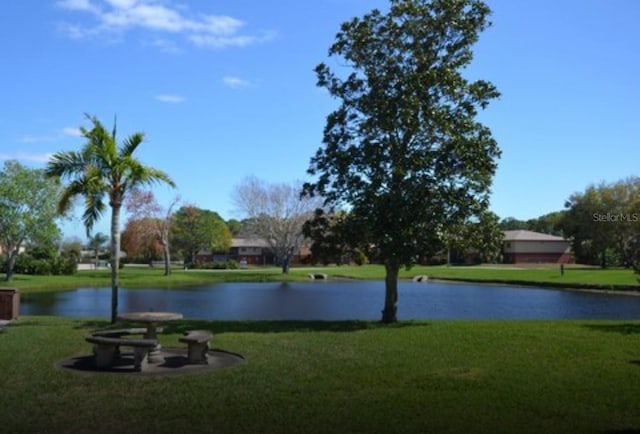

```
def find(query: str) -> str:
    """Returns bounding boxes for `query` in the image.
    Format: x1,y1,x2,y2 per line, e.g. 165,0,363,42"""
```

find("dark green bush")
9,254,77,276
353,251,368,266
191,260,238,270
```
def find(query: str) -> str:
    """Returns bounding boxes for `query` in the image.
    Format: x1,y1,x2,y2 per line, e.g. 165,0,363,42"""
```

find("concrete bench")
179,330,212,364
86,335,157,371
92,327,163,338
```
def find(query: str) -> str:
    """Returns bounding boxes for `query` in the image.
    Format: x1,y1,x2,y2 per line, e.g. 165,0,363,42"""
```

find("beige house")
502,230,571,264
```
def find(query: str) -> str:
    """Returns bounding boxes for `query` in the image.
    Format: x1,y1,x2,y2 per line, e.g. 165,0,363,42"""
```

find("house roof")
232,238,271,248
503,230,567,242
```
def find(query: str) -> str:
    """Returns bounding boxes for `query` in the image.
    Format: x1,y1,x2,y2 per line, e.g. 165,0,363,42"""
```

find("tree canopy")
304,0,500,322
125,189,180,274
233,176,323,273
172,205,232,265
0,160,63,281
561,177,640,268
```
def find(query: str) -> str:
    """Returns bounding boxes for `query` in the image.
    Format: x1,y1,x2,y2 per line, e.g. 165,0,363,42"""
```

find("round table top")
118,311,183,323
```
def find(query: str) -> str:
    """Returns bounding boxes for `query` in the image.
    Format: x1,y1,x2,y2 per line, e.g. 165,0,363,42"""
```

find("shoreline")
425,276,640,296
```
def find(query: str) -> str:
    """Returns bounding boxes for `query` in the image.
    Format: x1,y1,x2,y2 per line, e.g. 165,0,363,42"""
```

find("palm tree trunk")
381,260,399,323
110,202,122,324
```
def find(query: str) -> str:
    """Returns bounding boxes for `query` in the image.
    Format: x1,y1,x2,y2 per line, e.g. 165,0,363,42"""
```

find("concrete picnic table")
117,311,183,363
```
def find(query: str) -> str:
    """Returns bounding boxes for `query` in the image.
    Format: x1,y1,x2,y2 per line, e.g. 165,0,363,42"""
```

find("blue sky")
2,0,639,241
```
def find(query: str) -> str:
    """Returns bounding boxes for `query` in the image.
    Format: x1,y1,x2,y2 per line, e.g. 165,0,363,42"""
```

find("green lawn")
410,264,640,289
5,264,640,295
1,316,640,433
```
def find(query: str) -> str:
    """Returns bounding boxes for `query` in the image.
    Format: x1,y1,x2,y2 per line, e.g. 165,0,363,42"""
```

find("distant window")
505,242,511,248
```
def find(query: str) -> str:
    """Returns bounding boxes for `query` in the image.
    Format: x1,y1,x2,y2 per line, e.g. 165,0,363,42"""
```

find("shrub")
191,260,239,270
9,254,77,276
353,251,368,266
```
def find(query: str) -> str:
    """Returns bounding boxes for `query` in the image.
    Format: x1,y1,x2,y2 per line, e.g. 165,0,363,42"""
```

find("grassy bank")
4,264,640,294
1,316,639,433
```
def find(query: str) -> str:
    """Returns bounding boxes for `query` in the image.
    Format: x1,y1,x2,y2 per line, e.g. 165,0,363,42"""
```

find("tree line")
497,177,640,269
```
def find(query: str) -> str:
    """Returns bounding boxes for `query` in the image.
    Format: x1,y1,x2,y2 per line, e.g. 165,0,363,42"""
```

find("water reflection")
20,281,640,320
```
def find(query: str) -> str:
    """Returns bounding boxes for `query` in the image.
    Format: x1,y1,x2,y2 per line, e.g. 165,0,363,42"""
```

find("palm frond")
46,151,89,179
49,114,174,239
82,192,107,236
120,132,145,157
123,161,175,191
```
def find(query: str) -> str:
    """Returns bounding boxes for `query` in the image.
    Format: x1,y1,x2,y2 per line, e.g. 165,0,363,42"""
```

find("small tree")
0,161,63,281
87,232,108,268
172,205,232,265
125,189,180,275
121,218,163,263
304,0,500,322
61,237,83,263
233,176,324,273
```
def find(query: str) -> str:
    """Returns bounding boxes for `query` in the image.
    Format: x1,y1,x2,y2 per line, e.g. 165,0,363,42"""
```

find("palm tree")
87,232,108,269
46,114,175,323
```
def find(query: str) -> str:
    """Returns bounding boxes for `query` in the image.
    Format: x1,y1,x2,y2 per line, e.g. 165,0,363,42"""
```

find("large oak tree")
304,0,500,322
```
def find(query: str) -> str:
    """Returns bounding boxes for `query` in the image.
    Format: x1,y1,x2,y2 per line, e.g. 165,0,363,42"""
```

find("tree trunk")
110,202,121,324
4,251,17,282
381,260,399,323
162,237,171,276
281,255,290,274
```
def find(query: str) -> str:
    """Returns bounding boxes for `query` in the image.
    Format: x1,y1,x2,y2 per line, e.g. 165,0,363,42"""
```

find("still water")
20,281,640,320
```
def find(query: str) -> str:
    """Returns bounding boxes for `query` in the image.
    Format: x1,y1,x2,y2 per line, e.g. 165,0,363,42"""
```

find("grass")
1,316,640,433
412,264,640,289
5,264,640,295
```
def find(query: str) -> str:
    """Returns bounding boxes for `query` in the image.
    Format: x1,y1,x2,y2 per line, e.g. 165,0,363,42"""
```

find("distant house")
196,237,312,266
502,230,571,264
196,238,273,265
228,238,276,265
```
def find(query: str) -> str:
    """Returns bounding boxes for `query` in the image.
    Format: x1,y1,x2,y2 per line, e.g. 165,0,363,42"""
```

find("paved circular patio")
56,348,244,376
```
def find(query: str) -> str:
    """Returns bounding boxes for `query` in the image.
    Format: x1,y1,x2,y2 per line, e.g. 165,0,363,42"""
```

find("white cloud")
18,126,83,144
61,127,83,137
146,38,181,53
55,0,270,50
18,134,56,144
222,76,251,89
105,0,136,8
190,31,275,49
155,94,185,103
0,152,52,163
57,0,101,14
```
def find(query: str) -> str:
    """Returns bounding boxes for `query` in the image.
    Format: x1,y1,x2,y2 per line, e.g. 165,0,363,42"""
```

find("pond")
19,280,640,320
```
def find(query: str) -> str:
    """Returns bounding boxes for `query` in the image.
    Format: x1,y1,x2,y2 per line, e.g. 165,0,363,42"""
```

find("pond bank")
427,276,640,295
